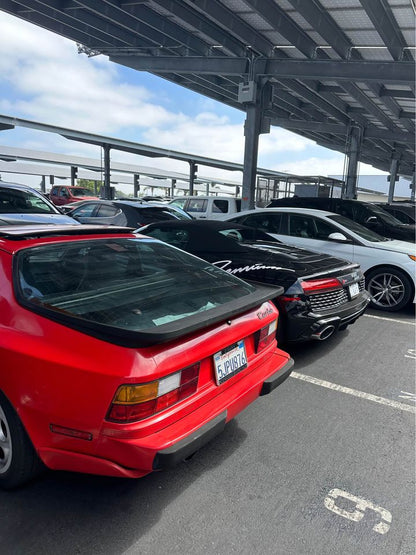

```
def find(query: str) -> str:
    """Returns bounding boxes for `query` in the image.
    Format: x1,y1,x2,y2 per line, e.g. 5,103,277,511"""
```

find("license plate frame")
213,340,248,386
348,282,360,299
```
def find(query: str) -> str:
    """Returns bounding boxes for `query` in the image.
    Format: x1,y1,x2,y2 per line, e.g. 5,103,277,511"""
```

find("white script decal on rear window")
213,259,295,275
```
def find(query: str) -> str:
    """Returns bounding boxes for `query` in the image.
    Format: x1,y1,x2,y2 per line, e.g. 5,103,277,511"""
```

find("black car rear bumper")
283,290,370,343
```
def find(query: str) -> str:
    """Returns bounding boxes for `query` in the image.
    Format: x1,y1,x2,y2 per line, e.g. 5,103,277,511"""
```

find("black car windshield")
367,203,405,226
71,188,94,197
329,214,388,242
218,226,280,244
0,187,57,214
131,206,192,224
17,238,255,332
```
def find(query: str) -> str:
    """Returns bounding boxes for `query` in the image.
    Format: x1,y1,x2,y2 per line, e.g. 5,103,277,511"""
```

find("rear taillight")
107,363,200,423
301,278,342,293
255,319,277,352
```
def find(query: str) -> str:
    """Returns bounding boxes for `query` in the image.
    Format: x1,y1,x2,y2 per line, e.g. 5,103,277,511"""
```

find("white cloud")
270,155,345,177
0,13,184,133
259,127,314,155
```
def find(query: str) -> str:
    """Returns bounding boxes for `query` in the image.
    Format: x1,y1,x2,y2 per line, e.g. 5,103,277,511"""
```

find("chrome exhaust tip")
311,324,336,341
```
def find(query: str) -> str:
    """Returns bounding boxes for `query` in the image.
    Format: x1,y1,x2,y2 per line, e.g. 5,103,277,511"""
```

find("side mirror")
328,232,349,242
365,216,378,225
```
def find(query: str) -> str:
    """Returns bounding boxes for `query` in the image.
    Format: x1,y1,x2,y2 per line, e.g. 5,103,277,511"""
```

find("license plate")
349,282,360,298
213,340,247,385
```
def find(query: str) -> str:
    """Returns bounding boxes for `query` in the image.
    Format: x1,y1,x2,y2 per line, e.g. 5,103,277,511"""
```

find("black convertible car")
137,220,370,343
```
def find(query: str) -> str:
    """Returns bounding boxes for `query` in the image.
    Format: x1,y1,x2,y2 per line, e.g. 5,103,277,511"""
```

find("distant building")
330,174,413,201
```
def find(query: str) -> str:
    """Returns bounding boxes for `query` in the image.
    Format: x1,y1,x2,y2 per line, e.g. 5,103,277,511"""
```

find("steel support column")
70,166,77,187
40,175,46,193
343,126,362,199
133,174,140,197
171,178,176,197
242,101,262,210
102,144,111,199
388,157,400,203
189,161,197,195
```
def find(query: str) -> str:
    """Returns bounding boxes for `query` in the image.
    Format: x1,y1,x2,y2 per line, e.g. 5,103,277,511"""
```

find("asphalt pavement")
1,306,415,555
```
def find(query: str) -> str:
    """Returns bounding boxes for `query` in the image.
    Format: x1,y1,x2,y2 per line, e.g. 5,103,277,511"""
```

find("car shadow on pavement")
0,420,247,555
280,327,351,368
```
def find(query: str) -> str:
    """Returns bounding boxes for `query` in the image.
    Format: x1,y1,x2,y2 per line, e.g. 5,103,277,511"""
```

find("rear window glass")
71,188,94,197
16,238,255,333
134,207,185,224
187,199,207,213
0,187,56,214
213,200,229,213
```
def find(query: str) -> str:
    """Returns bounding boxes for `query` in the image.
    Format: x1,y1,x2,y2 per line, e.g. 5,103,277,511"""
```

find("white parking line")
290,372,416,414
363,314,416,326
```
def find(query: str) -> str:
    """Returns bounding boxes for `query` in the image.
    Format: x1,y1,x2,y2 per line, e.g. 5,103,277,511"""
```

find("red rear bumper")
39,353,293,479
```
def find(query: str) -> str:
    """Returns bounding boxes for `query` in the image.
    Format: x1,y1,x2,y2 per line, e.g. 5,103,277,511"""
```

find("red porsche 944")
0,225,293,488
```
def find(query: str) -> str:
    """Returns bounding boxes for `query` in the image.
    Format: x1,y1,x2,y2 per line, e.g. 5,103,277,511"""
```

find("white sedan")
222,207,416,312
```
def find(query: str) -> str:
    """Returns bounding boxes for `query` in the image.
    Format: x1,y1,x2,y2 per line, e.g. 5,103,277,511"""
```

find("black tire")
365,266,413,312
0,392,43,489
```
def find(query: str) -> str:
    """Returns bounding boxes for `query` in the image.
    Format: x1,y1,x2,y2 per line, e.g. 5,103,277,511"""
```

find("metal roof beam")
109,54,248,74
182,0,273,56
107,55,414,84
242,0,318,59
249,0,403,134
380,87,415,99
0,0,118,47
68,0,194,52
147,0,247,57
360,0,412,61
99,0,212,55
271,118,414,144
286,0,415,134
12,0,143,46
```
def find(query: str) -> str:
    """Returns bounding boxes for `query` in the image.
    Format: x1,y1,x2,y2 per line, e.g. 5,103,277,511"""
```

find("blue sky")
0,10,406,195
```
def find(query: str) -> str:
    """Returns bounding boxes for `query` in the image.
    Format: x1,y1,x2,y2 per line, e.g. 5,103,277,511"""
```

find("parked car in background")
117,197,194,220
0,224,293,488
169,196,242,220
138,220,369,343
59,200,92,214
222,207,416,312
267,197,415,243
374,202,416,225
49,185,99,206
0,181,80,225
67,199,193,227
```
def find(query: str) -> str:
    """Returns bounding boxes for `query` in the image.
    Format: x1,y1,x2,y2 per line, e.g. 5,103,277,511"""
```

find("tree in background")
77,179,101,194
76,179,128,198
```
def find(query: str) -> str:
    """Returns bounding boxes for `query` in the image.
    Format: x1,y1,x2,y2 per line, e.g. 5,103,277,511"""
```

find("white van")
169,196,242,219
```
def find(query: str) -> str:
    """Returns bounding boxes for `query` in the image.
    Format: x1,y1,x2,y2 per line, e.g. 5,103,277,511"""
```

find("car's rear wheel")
0,392,43,489
366,267,412,312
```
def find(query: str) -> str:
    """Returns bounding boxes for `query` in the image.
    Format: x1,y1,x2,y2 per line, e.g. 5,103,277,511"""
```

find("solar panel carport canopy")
0,0,414,178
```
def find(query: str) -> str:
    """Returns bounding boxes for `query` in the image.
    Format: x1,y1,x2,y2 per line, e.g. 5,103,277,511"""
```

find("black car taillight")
301,277,342,294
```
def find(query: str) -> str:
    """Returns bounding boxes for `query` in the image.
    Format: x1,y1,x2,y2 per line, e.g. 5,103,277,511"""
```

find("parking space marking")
398,391,416,403
363,314,415,326
324,489,392,535
290,372,416,414
405,349,416,359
